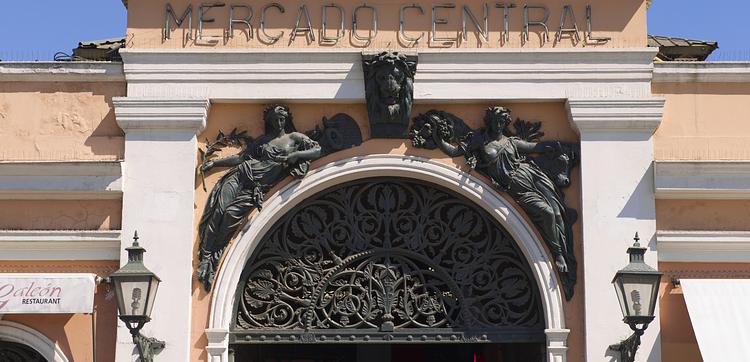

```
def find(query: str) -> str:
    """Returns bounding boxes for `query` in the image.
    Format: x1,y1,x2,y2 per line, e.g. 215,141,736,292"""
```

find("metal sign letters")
163,2,610,45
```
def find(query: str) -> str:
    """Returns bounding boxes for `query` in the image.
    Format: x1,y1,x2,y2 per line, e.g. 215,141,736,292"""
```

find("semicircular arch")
207,155,567,360
0,320,70,362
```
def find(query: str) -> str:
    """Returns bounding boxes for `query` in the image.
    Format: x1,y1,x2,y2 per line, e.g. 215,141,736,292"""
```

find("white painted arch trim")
207,154,568,362
0,320,70,362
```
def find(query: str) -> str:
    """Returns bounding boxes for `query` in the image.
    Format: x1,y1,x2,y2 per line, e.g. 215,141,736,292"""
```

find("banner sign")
0,273,96,314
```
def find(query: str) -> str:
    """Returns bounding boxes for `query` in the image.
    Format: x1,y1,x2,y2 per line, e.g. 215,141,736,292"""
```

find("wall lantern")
108,231,165,362
609,232,663,362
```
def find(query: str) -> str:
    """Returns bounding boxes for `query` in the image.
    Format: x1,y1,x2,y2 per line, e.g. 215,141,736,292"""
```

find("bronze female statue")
413,107,578,299
197,105,323,290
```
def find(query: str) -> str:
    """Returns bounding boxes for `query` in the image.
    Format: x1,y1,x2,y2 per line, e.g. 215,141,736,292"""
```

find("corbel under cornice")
566,98,666,134
113,98,210,134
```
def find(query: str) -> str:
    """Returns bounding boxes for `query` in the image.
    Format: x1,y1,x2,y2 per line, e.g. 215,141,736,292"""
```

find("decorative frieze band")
120,48,657,101
566,98,666,133
0,62,124,82
655,160,750,199
657,230,750,262
653,62,750,83
0,161,122,200
113,98,210,133
0,230,121,261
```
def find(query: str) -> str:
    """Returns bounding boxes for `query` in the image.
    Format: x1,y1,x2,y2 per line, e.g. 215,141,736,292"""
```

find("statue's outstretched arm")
428,123,465,157
515,139,557,154
201,154,243,171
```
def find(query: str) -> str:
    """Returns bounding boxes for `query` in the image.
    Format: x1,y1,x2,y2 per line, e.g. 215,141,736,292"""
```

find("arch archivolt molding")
0,320,70,362
206,154,568,361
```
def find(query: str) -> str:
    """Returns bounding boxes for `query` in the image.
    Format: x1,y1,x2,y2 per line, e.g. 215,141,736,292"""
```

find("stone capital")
566,98,665,134
113,97,210,133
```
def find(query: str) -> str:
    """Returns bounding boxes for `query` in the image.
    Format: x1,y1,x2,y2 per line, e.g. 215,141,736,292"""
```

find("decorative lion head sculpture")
362,51,418,138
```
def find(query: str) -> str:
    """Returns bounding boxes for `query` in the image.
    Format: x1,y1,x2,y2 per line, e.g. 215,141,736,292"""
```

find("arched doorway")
230,178,545,360
207,155,568,362
0,321,69,362
0,340,48,362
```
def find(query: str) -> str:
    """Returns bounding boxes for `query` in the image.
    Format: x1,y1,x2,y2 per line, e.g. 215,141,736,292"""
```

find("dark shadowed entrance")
229,178,546,361
0,340,47,362
232,343,544,361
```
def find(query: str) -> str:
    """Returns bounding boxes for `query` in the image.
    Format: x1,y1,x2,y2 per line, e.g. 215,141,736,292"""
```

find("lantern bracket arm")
608,328,643,362
133,332,165,362
608,292,654,362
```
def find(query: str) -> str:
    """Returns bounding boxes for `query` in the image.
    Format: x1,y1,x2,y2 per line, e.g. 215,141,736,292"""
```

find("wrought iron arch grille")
231,178,544,344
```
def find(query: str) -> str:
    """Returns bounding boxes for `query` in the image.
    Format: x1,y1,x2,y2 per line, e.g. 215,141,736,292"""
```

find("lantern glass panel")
613,277,628,317
116,277,152,317
618,274,658,317
145,277,160,318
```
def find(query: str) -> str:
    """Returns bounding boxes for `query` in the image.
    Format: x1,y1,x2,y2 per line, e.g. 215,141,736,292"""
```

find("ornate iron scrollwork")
233,178,544,344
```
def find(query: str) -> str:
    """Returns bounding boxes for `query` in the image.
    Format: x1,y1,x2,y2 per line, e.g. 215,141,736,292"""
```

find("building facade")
0,0,749,361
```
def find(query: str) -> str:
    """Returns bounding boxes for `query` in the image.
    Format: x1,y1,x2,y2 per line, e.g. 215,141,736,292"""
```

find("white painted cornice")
653,62,750,83
657,230,750,262
0,62,124,82
565,97,665,133
655,160,750,199
113,98,210,133
0,161,122,200
0,230,121,260
119,47,657,101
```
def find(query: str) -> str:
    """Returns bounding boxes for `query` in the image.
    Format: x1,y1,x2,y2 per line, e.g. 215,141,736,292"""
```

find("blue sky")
0,0,747,60
648,0,748,60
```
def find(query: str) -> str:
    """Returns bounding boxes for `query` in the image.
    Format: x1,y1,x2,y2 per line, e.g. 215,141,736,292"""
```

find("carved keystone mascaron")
362,51,417,138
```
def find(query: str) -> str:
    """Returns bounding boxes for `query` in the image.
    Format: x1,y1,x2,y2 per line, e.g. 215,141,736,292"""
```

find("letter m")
164,4,193,40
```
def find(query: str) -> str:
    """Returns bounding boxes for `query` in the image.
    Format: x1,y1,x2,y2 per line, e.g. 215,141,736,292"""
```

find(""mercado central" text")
163,2,611,45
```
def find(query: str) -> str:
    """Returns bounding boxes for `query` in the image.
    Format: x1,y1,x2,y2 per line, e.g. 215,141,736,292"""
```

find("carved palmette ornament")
234,178,543,340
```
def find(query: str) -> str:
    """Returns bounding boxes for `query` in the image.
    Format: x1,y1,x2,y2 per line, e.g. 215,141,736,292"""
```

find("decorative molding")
661,268,750,280
208,154,567,362
0,230,121,260
205,329,229,360
653,62,750,83
0,320,70,362
113,98,210,133
657,230,750,262
0,161,122,200
545,328,570,362
120,48,656,101
566,98,666,133
655,160,750,199
0,62,124,82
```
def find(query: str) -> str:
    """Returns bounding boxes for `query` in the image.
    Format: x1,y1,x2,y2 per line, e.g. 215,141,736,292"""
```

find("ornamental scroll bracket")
231,178,545,344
